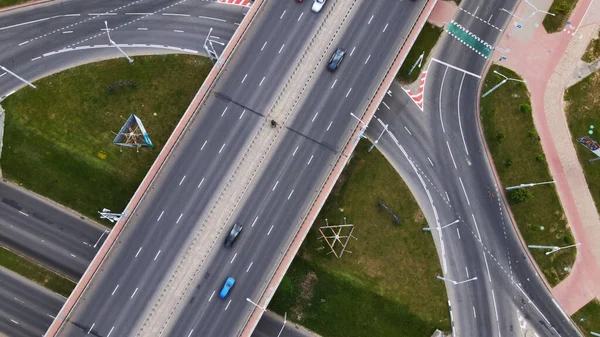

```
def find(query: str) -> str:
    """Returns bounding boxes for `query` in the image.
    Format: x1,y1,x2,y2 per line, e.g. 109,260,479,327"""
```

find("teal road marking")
447,20,493,58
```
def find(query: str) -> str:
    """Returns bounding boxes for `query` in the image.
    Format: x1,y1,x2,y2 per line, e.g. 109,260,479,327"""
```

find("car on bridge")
219,277,236,299
224,222,243,247
312,0,325,12
328,47,346,71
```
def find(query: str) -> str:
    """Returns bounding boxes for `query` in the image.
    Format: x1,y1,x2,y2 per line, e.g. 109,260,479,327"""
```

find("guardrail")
239,0,439,335
43,0,267,335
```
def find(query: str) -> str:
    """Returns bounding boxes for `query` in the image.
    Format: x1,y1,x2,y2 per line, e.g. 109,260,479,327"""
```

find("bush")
496,132,505,144
519,103,532,113
509,188,533,204
536,154,546,163
504,158,513,168
528,130,539,140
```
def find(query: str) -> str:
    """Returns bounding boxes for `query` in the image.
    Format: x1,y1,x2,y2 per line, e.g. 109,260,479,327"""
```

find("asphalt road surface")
0,266,64,337
0,0,245,99
364,0,581,335
52,0,425,336
0,180,106,281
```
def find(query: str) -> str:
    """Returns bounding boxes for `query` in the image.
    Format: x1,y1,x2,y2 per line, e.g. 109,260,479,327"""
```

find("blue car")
219,277,236,299
328,47,346,71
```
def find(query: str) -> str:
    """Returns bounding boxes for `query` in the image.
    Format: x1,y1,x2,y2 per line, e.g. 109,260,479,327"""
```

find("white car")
311,0,326,12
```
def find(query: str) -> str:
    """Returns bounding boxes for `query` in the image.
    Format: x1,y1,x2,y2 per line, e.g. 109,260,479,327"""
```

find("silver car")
312,0,326,12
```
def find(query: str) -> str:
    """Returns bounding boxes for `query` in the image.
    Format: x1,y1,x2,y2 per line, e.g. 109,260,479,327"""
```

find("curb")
0,0,56,14
43,0,265,335
239,0,438,335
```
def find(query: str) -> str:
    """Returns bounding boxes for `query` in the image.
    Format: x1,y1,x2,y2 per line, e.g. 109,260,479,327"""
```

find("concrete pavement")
492,0,600,315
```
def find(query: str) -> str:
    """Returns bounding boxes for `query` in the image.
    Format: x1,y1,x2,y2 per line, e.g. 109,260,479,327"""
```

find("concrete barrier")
43,0,267,335
239,0,439,335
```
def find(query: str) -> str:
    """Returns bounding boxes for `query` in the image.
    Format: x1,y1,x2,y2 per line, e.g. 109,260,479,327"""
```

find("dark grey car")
224,222,243,247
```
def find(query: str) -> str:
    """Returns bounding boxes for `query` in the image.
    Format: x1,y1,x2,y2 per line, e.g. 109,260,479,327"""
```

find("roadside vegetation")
269,141,450,337
396,23,443,84
565,70,600,211
572,299,600,337
0,247,75,297
0,55,212,225
0,0,28,8
581,29,600,63
480,65,575,286
543,0,579,33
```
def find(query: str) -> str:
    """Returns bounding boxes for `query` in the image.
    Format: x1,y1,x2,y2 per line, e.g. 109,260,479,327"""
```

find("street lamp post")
368,123,388,152
350,112,368,142
94,229,110,248
246,297,267,312
482,70,526,98
528,243,581,255
103,21,133,63
505,180,555,190
423,220,459,231
0,65,36,89
437,275,478,285
204,27,224,65
276,312,287,337
505,0,555,37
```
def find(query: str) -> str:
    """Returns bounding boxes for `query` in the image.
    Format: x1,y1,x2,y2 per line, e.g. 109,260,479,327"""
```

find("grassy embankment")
480,65,575,286
1,55,212,226
396,23,443,84
269,141,451,337
543,0,579,33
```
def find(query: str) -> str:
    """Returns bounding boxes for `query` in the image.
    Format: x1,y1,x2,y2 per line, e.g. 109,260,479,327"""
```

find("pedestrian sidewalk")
492,0,600,315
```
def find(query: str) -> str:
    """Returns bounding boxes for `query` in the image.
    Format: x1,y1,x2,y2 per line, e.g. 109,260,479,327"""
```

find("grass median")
543,0,579,33
0,0,28,8
396,22,443,84
581,29,600,63
572,299,600,337
0,247,74,297
269,140,450,337
480,65,575,287
565,70,600,212
0,55,212,225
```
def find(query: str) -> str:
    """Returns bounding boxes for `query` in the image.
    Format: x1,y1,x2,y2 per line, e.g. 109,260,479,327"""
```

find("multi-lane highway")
47,0,425,336
364,0,581,335
0,0,244,99
0,266,64,337
0,180,106,280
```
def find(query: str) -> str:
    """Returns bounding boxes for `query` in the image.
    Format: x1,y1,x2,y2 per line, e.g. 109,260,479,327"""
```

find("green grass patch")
480,65,575,287
0,246,75,297
581,29,600,63
565,70,600,213
543,0,579,33
0,0,29,8
269,141,450,337
572,299,600,337
396,23,443,84
0,55,212,225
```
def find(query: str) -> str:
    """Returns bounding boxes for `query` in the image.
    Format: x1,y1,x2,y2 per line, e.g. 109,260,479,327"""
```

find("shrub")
536,154,546,163
496,132,505,144
504,158,513,168
520,103,532,113
528,130,539,140
509,188,533,204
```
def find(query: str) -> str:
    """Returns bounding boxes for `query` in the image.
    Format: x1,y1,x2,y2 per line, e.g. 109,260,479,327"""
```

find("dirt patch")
291,271,318,321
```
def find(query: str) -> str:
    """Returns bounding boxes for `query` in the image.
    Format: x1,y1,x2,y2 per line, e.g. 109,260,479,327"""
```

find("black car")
224,222,243,247
327,47,346,71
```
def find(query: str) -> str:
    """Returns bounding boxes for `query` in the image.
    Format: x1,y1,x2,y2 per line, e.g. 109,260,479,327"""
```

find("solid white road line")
404,126,412,135
261,41,267,51
368,15,374,24
459,177,471,205
198,15,226,22
267,225,274,235
383,23,389,32
87,323,94,333
288,190,294,200
209,291,215,301
251,216,258,227
312,112,319,122
439,67,448,133
131,287,138,299
187,330,194,337
126,12,152,15
247,262,253,272
18,41,29,46
219,143,226,153
431,58,482,78
297,12,304,21
137,28,148,31
70,253,76,258
483,251,492,282
197,178,205,188
446,141,457,169
327,121,333,131
201,140,207,151
293,146,299,156
280,10,286,19
365,55,371,64
154,250,161,261
241,74,248,83
278,44,285,54
350,46,356,56
473,306,477,318
163,13,190,17
176,213,183,224
10,319,18,325
457,73,469,155
465,266,469,278
259,77,265,86
428,157,434,167
331,79,337,89
135,247,142,257
174,30,184,33
62,31,73,34
272,181,279,191
225,299,232,310
346,88,352,97
239,109,246,119
221,107,228,116
107,326,115,337
230,253,237,264
456,228,461,239
179,175,186,185
88,13,117,16
18,211,28,216
382,101,390,109
471,213,482,241
307,155,313,165
111,285,119,296
492,290,499,321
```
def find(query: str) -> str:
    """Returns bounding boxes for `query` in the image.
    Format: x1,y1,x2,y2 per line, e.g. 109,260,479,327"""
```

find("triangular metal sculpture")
318,217,356,258
113,114,153,151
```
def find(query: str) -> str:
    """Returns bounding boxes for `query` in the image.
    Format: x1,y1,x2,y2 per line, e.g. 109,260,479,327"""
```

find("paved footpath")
492,0,600,315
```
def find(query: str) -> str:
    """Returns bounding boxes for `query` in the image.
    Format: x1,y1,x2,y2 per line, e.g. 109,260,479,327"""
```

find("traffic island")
268,141,450,337
480,65,576,286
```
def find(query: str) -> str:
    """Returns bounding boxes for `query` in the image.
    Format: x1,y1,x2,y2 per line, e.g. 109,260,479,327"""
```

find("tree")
508,188,533,204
